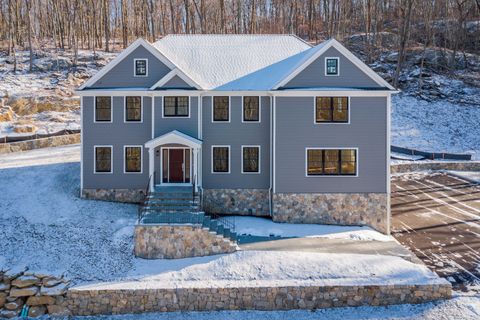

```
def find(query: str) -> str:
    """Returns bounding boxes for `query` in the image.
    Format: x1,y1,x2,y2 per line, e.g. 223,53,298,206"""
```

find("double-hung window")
125,96,142,122
315,97,348,123
212,146,230,173
307,149,357,176
124,146,142,173
95,146,112,173
243,96,260,122
242,146,260,173
163,96,189,117
95,97,112,122
134,59,147,76
325,58,339,76
213,96,229,122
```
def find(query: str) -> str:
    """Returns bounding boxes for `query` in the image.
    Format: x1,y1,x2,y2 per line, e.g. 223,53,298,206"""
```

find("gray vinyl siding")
90,46,171,88
283,47,382,89
153,96,199,138
202,96,270,189
275,96,387,193
82,95,152,189
160,75,195,89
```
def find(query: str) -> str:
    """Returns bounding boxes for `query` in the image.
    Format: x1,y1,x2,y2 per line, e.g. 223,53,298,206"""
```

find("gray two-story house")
77,35,396,234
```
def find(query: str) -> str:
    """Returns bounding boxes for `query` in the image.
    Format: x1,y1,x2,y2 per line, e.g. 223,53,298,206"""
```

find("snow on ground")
77,251,447,291
66,295,480,320
392,94,480,160
0,145,137,283
447,171,480,183
228,216,393,242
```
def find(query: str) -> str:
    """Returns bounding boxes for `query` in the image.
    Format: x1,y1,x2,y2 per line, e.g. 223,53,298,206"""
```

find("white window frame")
241,96,262,123
133,58,148,77
313,96,351,125
325,57,340,76
211,145,231,174
123,145,143,174
162,96,191,118
94,96,113,123
211,96,231,123
94,145,113,174
123,96,143,123
305,147,359,177
241,145,261,174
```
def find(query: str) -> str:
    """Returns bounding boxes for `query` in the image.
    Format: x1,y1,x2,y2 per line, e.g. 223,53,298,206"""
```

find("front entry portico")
145,130,202,191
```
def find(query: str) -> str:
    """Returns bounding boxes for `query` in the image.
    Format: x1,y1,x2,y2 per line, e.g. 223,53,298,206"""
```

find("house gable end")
274,39,394,90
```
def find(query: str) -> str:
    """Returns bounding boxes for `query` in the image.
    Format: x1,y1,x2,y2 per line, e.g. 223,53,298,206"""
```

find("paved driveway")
391,172,480,290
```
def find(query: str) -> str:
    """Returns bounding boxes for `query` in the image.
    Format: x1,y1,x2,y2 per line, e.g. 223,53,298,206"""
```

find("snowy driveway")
391,172,480,290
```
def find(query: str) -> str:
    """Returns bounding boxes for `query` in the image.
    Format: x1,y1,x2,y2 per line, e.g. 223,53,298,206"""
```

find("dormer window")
325,58,339,76
134,59,148,76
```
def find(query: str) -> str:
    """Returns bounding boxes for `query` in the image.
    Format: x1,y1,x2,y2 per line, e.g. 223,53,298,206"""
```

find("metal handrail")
192,174,196,204
206,212,235,233
137,173,153,222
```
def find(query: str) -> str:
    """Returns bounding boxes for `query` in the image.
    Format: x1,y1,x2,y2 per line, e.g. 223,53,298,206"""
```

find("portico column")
148,147,154,192
193,147,199,191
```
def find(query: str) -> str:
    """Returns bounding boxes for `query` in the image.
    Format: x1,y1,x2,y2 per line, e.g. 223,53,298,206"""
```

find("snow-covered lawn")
229,216,393,242
392,94,480,159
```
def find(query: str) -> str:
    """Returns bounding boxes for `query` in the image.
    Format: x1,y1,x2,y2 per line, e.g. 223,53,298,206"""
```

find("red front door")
169,149,184,183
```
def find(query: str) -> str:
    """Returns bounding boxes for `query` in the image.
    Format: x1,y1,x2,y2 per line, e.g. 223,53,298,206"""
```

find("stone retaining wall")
202,189,270,217
65,283,451,316
272,193,389,234
134,224,237,259
391,161,480,173
0,133,80,154
0,267,70,318
81,188,146,203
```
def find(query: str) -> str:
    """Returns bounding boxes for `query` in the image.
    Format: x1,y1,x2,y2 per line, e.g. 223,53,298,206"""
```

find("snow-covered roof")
153,34,312,90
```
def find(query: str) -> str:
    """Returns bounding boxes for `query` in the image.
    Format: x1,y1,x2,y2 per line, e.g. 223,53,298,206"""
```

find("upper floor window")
307,149,357,176
134,59,148,77
315,97,348,123
95,146,112,173
125,96,142,122
95,97,112,122
242,146,260,173
124,146,142,173
213,96,229,122
212,146,230,173
325,58,339,76
243,96,260,122
163,96,189,117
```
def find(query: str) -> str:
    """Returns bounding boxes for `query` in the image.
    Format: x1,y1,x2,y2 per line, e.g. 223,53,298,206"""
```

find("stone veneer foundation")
134,225,237,259
81,188,145,203
202,189,270,217
65,283,451,316
272,193,389,234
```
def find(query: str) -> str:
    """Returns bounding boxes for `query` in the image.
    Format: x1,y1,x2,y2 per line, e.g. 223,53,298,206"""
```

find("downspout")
268,93,274,217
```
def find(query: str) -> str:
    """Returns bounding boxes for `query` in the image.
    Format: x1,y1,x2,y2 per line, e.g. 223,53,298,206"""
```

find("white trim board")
211,96,231,123
211,145,231,174
272,38,395,90
123,96,144,123
304,147,359,178
150,68,201,90
133,58,148,77
123,145,144,174
78,38,201,90
93,145,113,174
241,96,262,123
241,145,261,174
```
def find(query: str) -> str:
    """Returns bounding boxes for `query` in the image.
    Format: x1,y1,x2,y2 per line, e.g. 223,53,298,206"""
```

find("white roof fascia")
149,68,201,90
145,130,202,149
272,38,395,90
79,38,201,90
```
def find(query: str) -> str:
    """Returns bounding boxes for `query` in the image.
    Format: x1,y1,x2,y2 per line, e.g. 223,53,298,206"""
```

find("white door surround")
145,130,202,192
